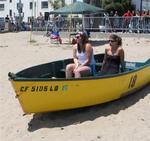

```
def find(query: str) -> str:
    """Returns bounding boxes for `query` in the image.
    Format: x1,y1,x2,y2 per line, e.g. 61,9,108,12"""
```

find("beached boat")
8,54,150,114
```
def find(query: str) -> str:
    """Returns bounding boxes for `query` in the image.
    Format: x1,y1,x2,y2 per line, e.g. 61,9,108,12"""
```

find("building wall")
0,0,9,17
21,0,53,22
0,0,54,22
132,0,150,10
142,0,150,10
0,0,77,22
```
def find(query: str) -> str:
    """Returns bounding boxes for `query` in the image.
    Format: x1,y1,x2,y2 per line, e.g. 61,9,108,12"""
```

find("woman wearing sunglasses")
101,34,125,75
65,32,95,78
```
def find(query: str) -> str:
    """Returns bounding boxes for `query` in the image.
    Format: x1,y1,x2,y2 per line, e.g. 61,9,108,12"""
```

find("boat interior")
9,54,150,79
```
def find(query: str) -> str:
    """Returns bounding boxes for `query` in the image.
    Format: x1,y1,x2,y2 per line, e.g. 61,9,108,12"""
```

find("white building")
0,0,54,22
132,0,150,11
0,0,78,22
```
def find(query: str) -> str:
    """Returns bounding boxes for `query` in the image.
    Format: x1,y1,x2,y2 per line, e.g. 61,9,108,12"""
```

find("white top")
76,49,95,66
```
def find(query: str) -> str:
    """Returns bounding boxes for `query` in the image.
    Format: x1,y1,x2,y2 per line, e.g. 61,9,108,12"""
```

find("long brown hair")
77,32,89,53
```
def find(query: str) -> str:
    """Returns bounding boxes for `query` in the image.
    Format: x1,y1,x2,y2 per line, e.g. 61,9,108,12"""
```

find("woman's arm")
73,45,79,67
101,48,107,71
119,48,125,72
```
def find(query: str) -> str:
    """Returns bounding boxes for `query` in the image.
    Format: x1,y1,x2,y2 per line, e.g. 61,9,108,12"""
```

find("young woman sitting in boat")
100,34,125,75
65,32,96,78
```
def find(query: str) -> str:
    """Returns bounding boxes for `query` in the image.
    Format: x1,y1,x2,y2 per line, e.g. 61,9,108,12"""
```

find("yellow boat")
8,54,150,114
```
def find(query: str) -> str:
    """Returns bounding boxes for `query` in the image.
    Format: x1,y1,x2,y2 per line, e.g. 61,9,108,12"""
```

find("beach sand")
0,32,150,141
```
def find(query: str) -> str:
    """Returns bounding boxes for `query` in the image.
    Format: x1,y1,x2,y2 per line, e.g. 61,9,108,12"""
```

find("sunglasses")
76,36,81,39
109,40,116,42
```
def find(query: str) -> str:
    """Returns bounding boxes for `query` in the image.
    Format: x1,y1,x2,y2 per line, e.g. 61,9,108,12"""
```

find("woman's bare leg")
65,64,76,79
74,66,91,78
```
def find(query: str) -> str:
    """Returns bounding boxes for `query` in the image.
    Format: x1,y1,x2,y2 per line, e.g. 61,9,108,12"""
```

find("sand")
0,32,150,141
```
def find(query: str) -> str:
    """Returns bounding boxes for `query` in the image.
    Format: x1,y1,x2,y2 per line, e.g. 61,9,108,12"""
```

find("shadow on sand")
90,40,108,47
61,40,108,47
28,83,150,132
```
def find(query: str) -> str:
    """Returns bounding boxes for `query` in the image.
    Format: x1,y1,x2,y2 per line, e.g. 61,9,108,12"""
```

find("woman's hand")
74,62,81,72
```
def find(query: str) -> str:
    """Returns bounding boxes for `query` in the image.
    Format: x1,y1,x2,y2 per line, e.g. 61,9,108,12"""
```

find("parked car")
0,17,5,31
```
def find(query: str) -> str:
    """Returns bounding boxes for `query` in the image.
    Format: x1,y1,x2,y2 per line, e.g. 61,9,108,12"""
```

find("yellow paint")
10,66,150,114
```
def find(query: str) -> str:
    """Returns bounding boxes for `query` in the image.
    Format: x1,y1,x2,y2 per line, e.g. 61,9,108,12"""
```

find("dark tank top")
101,54,120,75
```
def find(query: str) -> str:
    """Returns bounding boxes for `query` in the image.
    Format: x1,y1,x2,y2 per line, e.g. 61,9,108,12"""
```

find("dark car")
0,17,5,31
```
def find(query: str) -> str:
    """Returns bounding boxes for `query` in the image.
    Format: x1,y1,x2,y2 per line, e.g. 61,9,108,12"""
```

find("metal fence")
32,16,150,33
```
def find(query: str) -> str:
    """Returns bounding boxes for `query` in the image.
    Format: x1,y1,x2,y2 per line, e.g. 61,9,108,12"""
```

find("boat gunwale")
9,63,150,82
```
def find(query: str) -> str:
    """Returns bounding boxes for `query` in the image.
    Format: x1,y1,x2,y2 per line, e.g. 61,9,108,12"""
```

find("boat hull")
10,65,150,114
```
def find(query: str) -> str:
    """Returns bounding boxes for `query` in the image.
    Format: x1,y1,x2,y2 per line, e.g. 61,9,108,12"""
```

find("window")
0,4,4,11
41,1,48,9
9,9,12,16
17,3,19,9
30,2,33,9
